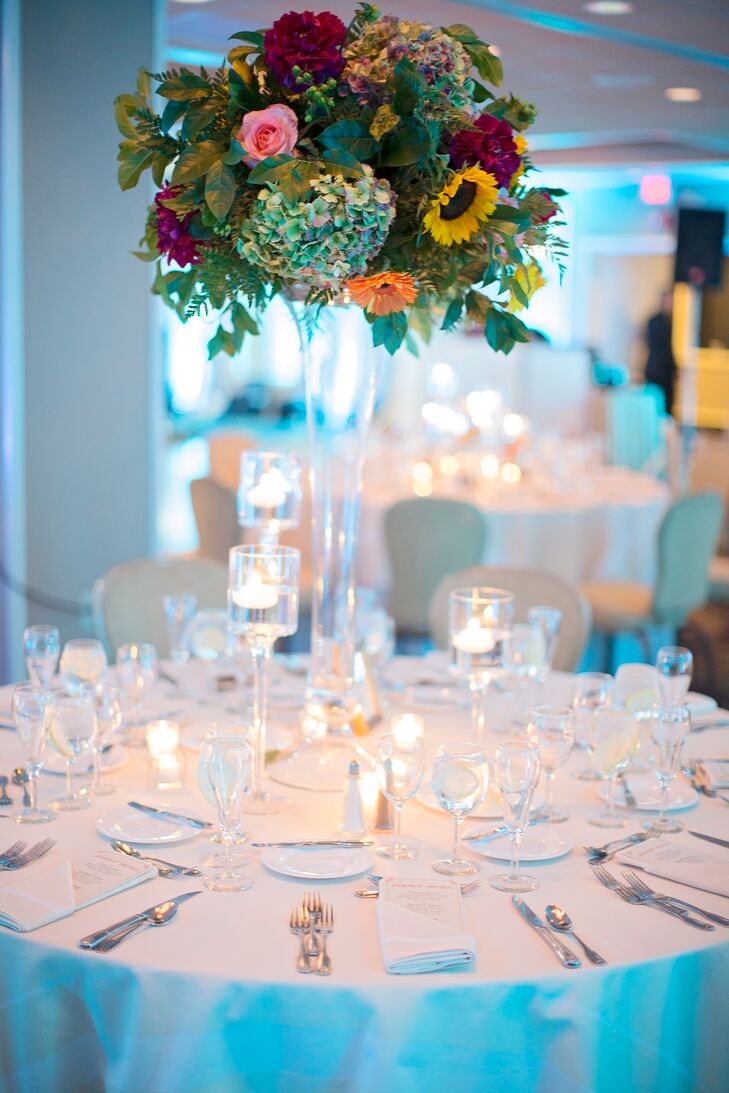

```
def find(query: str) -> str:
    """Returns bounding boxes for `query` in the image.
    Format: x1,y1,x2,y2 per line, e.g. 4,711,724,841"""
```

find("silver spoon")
545,904,607,965
93,901,180,953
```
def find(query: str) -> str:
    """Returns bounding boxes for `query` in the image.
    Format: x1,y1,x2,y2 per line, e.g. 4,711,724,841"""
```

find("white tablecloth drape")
0,664,727,1093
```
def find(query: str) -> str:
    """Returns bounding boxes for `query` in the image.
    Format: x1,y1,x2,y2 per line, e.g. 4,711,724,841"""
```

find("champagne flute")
491,741,541,893
80,684,123,796
527,606,561,684
205,734,254,892
648,704,691,833
116,643,158,744
228,544,300,814
588,708,639,828
48,693,97,811
197,723,251,866
449,587,513,740
431,742,488,876
163,592,197,665
655,646,693,708
59,639,107,695
23,625,60,692
572,672,614,780
376,733,425,859
527,705,574,823
11,686,54,824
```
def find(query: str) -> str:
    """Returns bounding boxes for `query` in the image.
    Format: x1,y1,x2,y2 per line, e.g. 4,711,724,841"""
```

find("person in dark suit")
644,289,677,415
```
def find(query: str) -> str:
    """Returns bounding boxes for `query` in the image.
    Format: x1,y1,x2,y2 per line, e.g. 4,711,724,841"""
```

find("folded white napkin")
617,836,729,899
376,878,476,974
0,849,155,932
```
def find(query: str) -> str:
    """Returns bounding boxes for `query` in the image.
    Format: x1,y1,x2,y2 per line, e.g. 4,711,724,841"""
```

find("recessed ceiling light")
664,86,703,102
584,2,633,13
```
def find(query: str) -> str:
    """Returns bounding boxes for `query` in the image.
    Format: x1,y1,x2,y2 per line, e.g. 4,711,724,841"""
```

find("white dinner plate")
417,783,543,822
598,775,699,812
260,846,374,880
42,746,128,776
97,805,201,845
471,829,573,863
687,693,718,716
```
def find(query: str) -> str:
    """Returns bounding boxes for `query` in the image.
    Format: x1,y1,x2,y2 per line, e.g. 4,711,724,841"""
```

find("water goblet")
59,639,108,695
431,742,489,876
572,672,614,781
80,684,123,796
198,723,251,866
647,704,691,833
491,741,541,893
238,451,302,546
527,606,562,684
204,734,254,893
376,733,425,859
228,544,300,814
655,646,693,708
509,623,546,692
48,693,97,811
588,708,639,828
527,705,574,823
116,643,158,744
11,686,54,824
449,587,514,740
23,625,60,692
163,592,197,665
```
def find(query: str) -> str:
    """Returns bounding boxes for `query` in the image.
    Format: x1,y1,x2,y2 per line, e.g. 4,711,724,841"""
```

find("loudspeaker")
674,208,726,288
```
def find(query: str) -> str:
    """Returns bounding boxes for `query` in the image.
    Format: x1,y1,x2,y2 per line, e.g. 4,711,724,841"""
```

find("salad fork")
289,906,313,974
591,864,713,930
0,840,27,866
623,871,729,928
313,903,333,976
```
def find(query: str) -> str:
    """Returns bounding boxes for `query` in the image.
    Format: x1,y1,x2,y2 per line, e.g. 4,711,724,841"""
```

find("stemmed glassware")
491,741,541,893
204,734,254,892
228,544,300,813
116,643,158,744
655,646,693,708
648,704,691,833
527,606,562,684
197,723,251,864
573,672,614,780
80,684,123,796
163,593,197,664
509,623,546,692
238,451,302,546
527,705,574,823
23,625,60,692
431,742,488,876
59,639,107,695
588,708,639,828
11,686,54,824
449,587,513,739
48,693,97,811
375,733,425,859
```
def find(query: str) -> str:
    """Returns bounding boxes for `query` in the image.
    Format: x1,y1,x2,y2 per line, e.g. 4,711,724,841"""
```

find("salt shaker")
341,759,366,836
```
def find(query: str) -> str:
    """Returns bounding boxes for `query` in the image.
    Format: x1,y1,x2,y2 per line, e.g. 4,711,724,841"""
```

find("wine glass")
228,544,300,814
238,451,302,546
197,722,251,865
11,686,54,824
375,733,425,859
655,646,693,708
48,693,97,811
116,643,158,744
647,704,691,833
431,742,488,876
527,705,574,823
163,593,197,665
449,587,513,740
588,708,639,828
204,733,254,892
23,625,60,692
491,741,541,893
527,606,561,684
509,623,546,691
572,672,614,781
80,684,123,796
59,639,108,695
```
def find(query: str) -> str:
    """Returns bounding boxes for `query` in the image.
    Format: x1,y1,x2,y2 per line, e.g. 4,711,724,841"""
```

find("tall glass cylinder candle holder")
238,451,302,547
449,588,514,740
228,545,300,814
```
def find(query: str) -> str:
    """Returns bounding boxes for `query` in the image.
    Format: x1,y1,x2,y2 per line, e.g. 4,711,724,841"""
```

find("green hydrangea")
238,167,396,287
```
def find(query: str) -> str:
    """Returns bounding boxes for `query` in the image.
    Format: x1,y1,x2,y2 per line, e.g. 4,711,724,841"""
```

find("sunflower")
507,261,546,312
347,270,418,315
510,134,528,190
423,166,498,246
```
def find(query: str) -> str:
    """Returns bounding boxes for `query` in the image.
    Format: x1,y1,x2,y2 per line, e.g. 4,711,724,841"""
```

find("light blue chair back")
652,491,723,625
607,387,662,471
384,498,486,633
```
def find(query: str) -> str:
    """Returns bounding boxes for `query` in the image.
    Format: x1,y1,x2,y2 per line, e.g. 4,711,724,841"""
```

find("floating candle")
391,712,424,745
246,469,288,510
231,572,279,611
146,719,180,758
452,618,496,655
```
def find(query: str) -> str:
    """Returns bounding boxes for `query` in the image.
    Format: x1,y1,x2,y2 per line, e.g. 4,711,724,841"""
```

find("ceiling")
167,0,729,168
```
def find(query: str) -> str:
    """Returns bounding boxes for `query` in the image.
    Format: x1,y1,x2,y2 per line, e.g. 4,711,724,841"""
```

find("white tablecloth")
0,662,728,1092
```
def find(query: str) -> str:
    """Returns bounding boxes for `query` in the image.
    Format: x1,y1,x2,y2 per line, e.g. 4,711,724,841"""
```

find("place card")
376,877,475,975
617,836,729,899
382,877,463,929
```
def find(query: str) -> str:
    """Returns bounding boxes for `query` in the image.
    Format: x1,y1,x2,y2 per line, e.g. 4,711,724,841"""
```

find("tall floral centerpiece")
117,5,566,788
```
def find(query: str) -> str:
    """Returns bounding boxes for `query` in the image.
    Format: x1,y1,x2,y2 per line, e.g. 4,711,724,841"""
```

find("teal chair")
582,491,723,664
606,386,663,471
384,498,486,635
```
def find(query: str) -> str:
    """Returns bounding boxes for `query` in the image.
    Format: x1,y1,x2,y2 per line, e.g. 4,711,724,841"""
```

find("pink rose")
238,104,298,167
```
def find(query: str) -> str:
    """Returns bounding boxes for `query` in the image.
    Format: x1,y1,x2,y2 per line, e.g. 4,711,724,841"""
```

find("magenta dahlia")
449,115,521,190
263,10,346,93
154,186,204,267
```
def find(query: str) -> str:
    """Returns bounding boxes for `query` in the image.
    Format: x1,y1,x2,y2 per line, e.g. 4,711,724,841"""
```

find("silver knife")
127,801,213,829
251,839,374,849
78,890,202,949
464,814,551,843
512,897,581,968
689,830,729,851
618,772,638,808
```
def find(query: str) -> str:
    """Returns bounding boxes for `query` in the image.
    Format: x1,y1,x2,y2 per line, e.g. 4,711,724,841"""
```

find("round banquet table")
357,467,669,592
0,659,728,1093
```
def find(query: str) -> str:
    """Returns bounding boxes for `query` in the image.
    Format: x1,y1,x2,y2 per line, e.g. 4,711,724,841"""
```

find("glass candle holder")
449,587,514,740
390,712,424,745
149,750,186,792
146,719,181,758
238,451,302,546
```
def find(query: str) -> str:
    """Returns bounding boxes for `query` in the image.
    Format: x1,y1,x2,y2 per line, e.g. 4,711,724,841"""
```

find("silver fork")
289,905,313,974
0,840,27,866
623,871,729,928
313,903,333,976
591,864,713,930
303,891,322,958
7,838,56,869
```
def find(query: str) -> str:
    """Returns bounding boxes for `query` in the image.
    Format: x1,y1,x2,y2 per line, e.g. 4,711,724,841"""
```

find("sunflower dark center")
440,180,477,221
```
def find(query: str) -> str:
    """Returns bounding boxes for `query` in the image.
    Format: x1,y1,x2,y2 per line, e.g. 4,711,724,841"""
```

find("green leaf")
151,154,168,188
444,23,480,45
391,58,422,115
157,71,212,102
137,68,151,98
228,30,264,49
247,154,296,183
232,301,258,339
484,307,505,352
319,120,378,161
471,80,493,105
248,155,322,201
172,140,225,185
490,204,531,224
223,139,246,166
320,150,365,178
208,325,236,360
114,94,144,139
380,120,431,167
371,312,408,355
161,99,186,134
370,104,399,141
441,297,464,332
182,101,218,141
502,310,531,343
204,160,236,220
464,43,503,87
117,144,155,191
508,277,531,309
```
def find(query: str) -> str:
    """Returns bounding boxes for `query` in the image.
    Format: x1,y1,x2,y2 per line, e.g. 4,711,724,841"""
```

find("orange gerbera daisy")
347,271,418,316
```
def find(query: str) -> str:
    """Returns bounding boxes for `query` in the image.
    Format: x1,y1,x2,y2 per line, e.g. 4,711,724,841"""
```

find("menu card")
617,837,729,898
700,761,729,790
376,876,476,975
382,877,464,928
0,849,156,932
